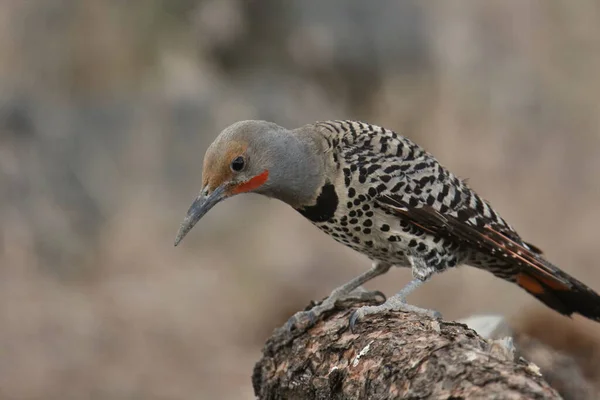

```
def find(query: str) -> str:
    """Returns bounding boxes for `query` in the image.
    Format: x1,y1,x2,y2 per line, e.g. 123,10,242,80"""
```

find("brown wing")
376,194,571,290
380,194,600,322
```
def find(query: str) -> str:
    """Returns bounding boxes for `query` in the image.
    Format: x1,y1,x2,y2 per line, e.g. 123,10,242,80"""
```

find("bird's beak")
174,184,227,246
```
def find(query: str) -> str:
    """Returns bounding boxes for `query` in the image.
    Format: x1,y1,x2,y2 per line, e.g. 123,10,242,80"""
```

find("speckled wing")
376,194,564,281
376,194,600,320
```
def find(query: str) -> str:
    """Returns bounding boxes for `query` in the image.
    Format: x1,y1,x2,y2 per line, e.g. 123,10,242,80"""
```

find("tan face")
202,140,248,192
201,139,269,196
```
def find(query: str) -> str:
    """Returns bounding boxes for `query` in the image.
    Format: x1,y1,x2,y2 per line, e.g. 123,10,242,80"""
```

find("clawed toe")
399,302,442,320
358,289,386,303
283,309,318,332
348,304,384,333
342,288,386,304
348,299,442,332
283,288,389,333
373,290,386,302
348,309,365,333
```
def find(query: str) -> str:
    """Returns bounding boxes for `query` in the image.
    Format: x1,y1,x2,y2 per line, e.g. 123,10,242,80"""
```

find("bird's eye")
230,156,245,172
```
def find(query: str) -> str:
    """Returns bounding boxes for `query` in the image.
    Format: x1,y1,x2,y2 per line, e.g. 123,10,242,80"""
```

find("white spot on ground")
525,361,542,376
465,351,479,362
352,340,374,367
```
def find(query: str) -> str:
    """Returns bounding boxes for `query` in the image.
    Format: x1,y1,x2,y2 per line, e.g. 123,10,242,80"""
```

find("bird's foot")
349,294,441,333
283,287,386,333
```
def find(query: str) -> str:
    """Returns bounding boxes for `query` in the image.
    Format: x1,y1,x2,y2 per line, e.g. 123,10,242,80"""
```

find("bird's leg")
349,257,442,331
283,262,392,332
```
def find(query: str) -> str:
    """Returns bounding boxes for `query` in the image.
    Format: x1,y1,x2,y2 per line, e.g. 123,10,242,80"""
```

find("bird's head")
174,120,323,246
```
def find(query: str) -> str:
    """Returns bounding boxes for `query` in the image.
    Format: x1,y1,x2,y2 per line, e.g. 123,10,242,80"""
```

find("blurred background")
1,0,600,398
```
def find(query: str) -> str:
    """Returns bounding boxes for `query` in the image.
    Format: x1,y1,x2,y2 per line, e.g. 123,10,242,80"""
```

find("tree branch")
252,299,560,399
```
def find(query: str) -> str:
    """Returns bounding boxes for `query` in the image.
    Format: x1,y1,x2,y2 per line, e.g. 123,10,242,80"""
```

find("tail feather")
517,266,600,322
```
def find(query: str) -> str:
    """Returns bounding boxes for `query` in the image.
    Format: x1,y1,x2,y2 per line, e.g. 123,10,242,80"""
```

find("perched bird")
174,120,600,329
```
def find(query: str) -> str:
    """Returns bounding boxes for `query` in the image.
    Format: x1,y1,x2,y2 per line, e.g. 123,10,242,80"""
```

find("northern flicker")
174,120,600,329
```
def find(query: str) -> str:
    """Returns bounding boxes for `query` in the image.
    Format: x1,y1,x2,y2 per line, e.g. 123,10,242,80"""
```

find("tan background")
1,1,599,398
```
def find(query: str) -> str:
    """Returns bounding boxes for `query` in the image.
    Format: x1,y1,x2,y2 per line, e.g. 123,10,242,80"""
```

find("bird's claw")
362,289,387,303
283,309,318,333
348,298,442,333
283,288,387,334
349,309,362,333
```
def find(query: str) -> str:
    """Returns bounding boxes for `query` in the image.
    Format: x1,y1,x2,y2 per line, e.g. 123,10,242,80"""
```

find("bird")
174,119,600,330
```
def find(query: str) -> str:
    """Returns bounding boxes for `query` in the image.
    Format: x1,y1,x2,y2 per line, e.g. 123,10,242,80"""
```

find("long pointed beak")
174,184,227,246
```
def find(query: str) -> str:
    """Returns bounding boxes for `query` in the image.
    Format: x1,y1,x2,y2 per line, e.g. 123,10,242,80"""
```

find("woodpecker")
174,120,600,329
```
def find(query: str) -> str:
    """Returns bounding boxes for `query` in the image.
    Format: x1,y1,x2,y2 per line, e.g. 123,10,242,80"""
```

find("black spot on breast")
367,164,380,174
391,182,405,192
384,165,402,174
413,162,429,171
295,183,338,223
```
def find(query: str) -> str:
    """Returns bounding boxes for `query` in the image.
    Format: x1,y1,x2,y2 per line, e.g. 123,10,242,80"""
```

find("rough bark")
253,299,560,400
459,314,596,400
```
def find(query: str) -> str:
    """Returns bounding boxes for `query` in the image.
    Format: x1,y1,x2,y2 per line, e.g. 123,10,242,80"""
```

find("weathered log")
253,299,560,399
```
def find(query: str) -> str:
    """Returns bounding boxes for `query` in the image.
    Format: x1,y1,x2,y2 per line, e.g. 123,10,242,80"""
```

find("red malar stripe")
231,170,269,194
